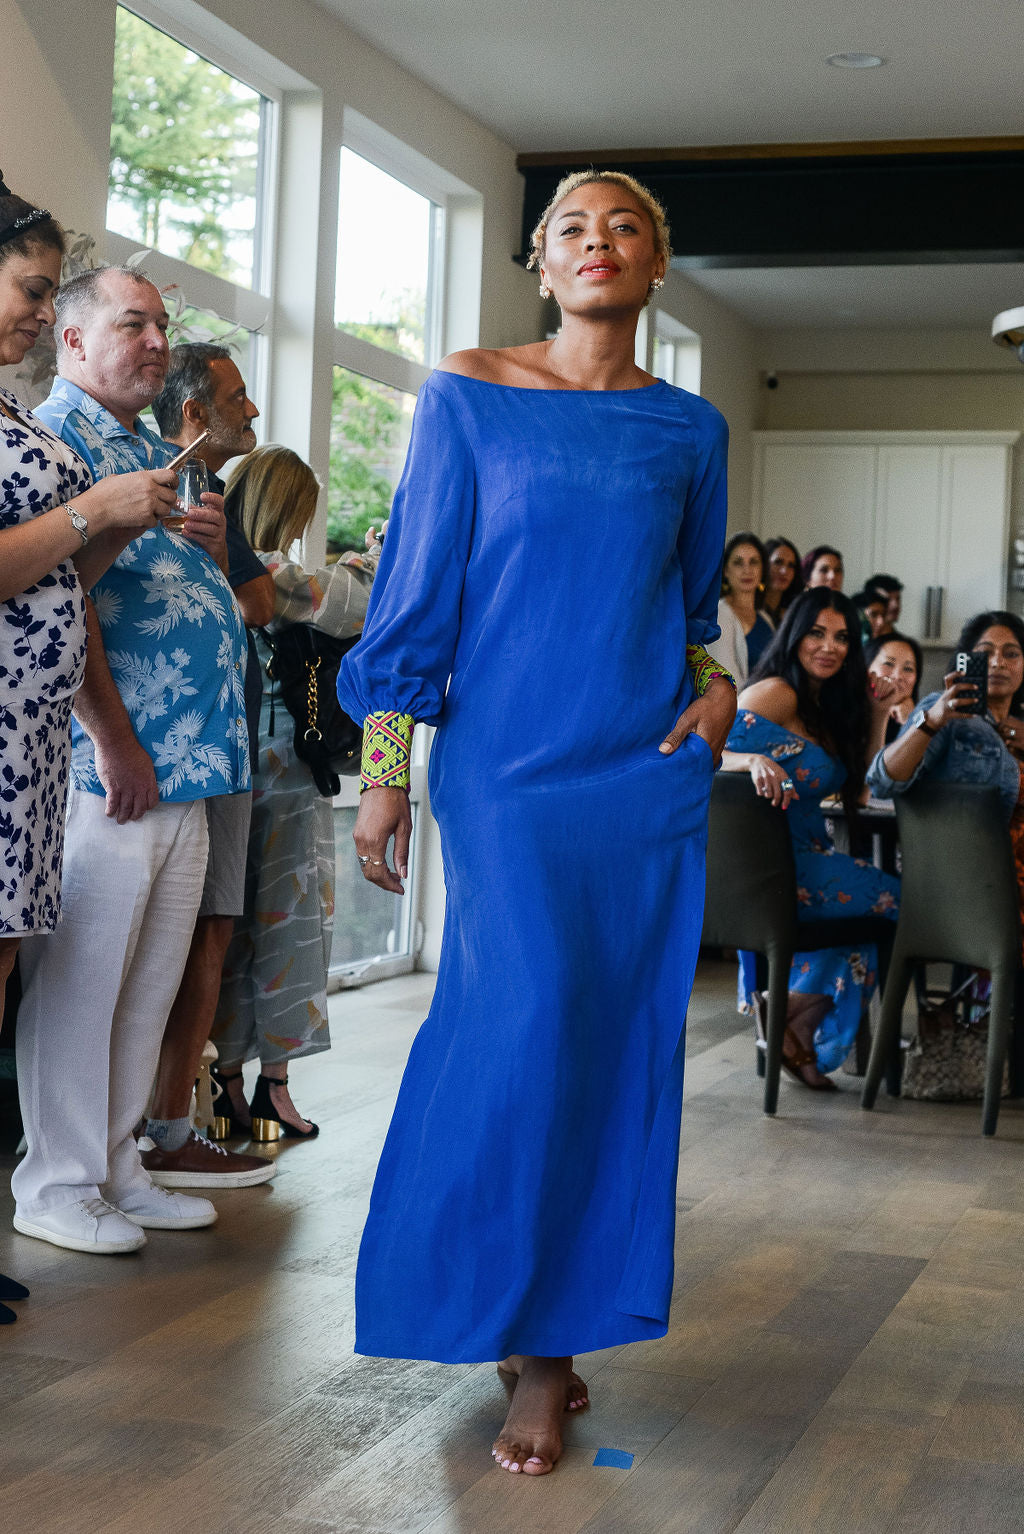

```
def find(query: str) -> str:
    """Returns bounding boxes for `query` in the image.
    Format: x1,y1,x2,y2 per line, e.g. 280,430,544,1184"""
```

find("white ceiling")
312,0,1024,330
685,263,1024,331
314,0,1023,152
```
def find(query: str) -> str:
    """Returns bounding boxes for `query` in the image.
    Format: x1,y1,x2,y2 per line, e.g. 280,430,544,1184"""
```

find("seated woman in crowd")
211,446,378,1139
721,588,900,1088
802,543,844,590
763,536,803,625
867,611,1024,822
864,631,922,747
708,531,774,686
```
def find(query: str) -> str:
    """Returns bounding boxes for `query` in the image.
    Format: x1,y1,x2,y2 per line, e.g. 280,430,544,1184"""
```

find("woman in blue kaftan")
337,173,739,1406
340,365,728,1362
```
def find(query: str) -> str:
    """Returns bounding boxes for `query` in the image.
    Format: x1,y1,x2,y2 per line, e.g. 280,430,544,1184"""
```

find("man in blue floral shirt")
13,267,268,1257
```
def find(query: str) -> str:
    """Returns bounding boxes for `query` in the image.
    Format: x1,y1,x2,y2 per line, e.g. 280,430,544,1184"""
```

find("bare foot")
491,1355,581,1474
497,1353,589,1412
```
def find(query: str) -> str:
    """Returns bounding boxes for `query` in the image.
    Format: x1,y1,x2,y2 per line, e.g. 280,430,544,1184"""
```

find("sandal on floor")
781,1028,839,1092
249,1074,320,1142
209,1067,251,1140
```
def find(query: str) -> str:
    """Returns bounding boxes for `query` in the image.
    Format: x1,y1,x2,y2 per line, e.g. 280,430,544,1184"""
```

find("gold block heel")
251,1117,283,1142
210,1116,233,1141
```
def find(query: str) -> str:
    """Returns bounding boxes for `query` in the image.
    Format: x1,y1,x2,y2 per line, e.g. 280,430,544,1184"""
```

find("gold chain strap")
304,657,322,742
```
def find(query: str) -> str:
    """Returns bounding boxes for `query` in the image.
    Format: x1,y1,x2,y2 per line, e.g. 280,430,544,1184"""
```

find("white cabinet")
752,431,1019,646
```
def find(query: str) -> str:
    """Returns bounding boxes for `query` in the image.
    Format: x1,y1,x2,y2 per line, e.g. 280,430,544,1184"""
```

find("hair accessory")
0,171,51,251
539,283,552,300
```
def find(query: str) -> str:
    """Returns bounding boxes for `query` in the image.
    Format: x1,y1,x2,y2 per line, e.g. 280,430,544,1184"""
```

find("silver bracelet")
63,503,89,546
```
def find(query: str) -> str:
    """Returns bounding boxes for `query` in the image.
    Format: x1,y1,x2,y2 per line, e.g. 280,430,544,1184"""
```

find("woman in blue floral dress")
0,176,176,1315
721,588,900,1088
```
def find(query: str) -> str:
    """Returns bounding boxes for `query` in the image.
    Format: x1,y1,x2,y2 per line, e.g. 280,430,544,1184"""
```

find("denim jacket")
866,691,1020,820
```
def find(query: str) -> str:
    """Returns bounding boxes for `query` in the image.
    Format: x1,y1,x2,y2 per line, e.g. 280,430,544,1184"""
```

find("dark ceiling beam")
515,139,1024,269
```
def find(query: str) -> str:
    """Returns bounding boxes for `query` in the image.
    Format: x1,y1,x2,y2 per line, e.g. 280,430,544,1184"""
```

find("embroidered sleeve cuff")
361,711,414,791
687,643,735,697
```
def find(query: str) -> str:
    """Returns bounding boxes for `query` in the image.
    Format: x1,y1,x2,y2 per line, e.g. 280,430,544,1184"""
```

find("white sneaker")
13,1197,146,1254
114,1184,218,1230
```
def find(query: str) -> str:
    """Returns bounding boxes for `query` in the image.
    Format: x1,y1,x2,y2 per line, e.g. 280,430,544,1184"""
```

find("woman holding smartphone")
867,612,1024,818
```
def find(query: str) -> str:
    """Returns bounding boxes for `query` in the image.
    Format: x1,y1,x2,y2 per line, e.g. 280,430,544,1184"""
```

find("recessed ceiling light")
827,52,886,69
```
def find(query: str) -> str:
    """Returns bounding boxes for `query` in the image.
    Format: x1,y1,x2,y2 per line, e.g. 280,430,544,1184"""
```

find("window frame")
107,3,282,304
332,139,444,394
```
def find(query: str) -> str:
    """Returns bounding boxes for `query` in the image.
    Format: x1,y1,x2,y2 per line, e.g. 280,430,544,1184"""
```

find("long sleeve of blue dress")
338,378,475,726
677,410,728,658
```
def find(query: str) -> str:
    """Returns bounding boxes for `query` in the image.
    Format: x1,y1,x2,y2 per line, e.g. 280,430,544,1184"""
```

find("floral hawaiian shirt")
34,378,250,802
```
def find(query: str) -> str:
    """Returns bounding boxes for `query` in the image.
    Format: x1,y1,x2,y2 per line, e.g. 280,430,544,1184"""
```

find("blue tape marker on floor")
593,1447,634,1470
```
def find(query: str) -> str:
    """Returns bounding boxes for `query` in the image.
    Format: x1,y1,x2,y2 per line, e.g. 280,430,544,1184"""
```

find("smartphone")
955,651,988,716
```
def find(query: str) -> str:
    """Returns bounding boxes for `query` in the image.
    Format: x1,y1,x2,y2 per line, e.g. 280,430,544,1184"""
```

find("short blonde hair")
527,170,672,272
224,444,319,554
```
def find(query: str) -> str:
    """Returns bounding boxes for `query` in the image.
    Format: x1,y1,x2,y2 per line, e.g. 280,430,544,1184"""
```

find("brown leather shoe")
140,1130,275,1188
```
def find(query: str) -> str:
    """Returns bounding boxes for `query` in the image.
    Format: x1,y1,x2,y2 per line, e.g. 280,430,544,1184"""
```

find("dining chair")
702,773,895,1114
861,781,1021,1136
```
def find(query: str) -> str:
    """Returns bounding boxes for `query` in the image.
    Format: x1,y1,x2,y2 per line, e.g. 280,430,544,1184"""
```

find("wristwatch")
64,503,89,546
916,716,937,737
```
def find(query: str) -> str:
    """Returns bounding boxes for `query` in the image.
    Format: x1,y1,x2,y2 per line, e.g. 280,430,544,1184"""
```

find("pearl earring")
649,276,665,293
539,283,552,300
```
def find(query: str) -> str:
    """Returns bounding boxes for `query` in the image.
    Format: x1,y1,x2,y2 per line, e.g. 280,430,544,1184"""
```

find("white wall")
754,325,1024,612
656,271,760,528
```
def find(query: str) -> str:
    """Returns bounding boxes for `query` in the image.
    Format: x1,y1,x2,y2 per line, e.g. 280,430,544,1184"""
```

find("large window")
328,369,416,552
108,6,272,290
329,143,444,552
335,149,442,367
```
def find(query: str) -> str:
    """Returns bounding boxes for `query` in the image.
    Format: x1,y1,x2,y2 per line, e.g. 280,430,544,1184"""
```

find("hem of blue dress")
353,1313,668,1365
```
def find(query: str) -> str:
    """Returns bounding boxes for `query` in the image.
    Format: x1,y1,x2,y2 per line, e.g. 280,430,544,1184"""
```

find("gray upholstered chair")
702,773,895,1114
861,781,1020,1136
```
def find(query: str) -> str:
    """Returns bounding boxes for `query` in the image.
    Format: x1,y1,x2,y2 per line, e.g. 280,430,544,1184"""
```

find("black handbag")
259,624,362,797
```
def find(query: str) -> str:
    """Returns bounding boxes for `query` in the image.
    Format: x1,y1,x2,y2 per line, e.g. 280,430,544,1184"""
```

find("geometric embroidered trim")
360,711,414,792
687,642,735,697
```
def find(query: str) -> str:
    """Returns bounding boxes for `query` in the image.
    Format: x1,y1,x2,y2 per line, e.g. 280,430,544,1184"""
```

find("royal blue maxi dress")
338,370,728,1364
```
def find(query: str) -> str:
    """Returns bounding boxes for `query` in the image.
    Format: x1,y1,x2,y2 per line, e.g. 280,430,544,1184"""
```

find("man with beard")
131,344,278,1189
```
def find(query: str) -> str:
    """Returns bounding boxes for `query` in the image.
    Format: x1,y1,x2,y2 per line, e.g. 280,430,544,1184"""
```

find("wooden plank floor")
4,960,1024,1533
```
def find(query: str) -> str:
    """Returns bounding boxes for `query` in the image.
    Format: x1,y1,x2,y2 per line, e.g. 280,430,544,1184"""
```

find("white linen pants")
12,789,209,1217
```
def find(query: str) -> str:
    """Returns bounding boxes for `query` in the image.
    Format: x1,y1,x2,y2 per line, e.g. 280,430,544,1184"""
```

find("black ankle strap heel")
209,1067,250,1141
249,1073,320,1142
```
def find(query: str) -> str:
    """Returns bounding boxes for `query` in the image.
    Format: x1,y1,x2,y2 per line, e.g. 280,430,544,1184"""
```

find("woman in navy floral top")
0,176,177,1314
720,588,900,1088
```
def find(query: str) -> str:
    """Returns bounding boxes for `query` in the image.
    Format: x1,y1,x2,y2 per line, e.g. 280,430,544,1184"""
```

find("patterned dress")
727,710,900,1070
0,387,90,935
212,550,374,1067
